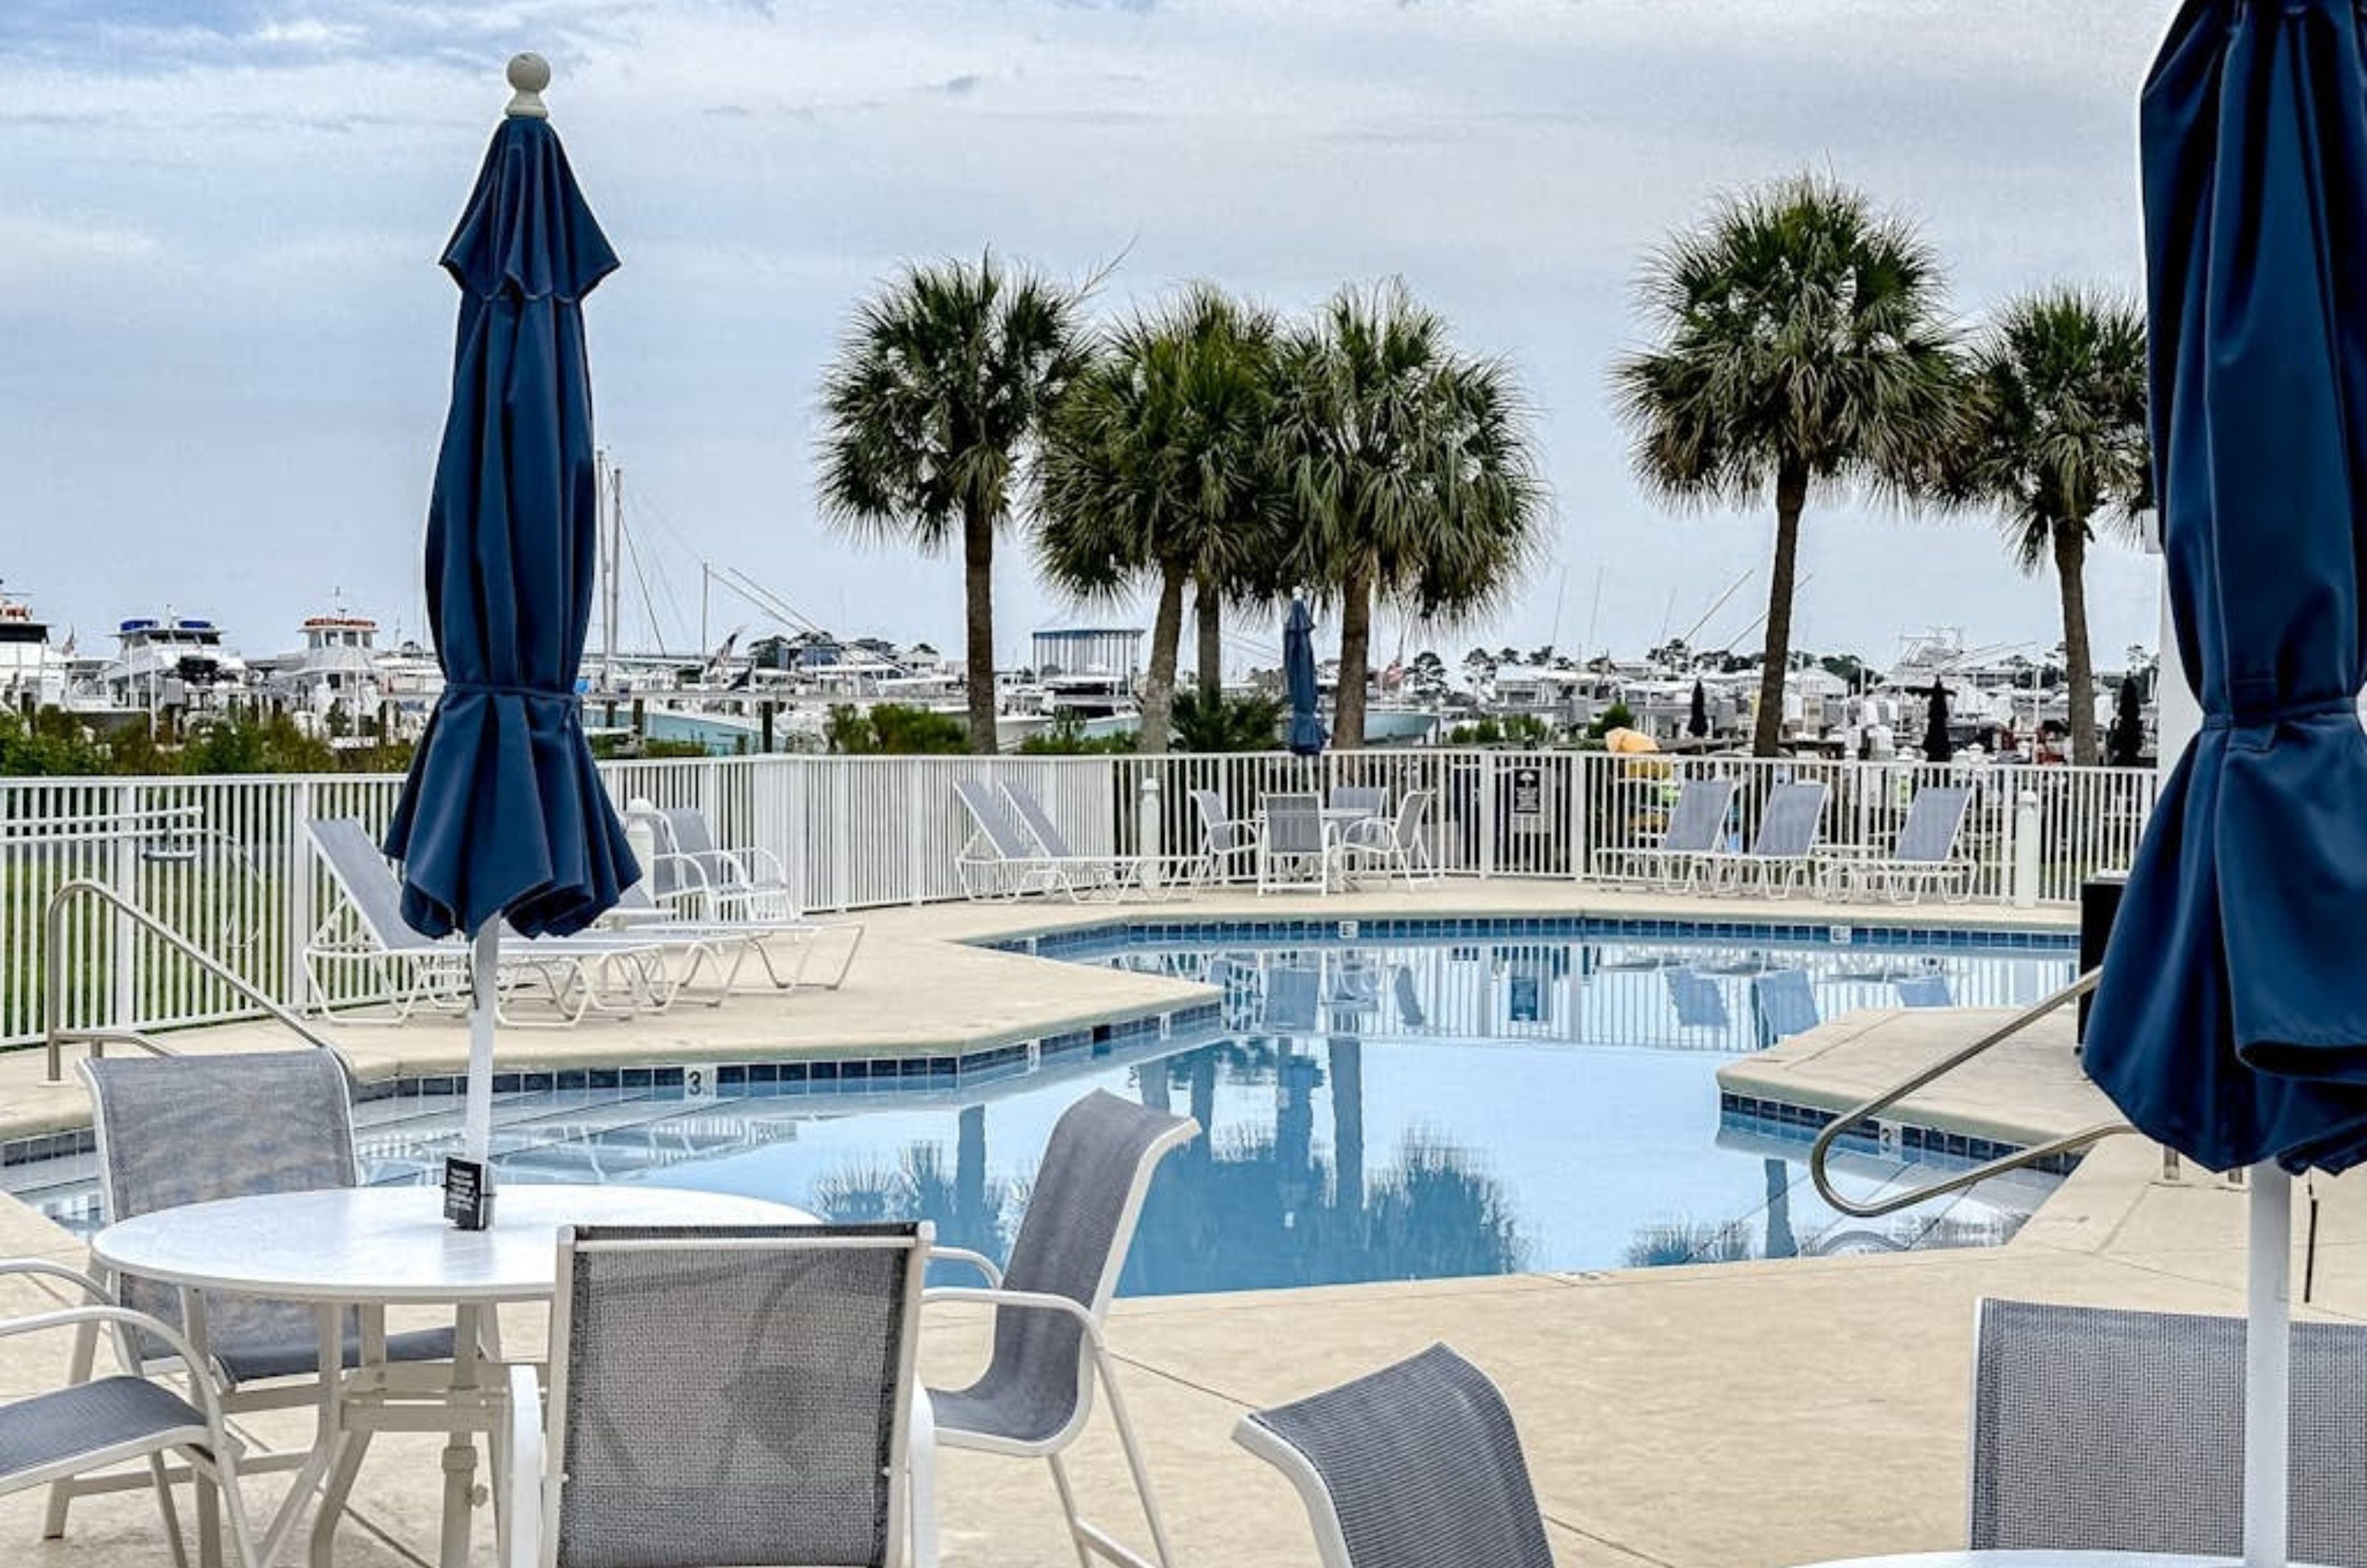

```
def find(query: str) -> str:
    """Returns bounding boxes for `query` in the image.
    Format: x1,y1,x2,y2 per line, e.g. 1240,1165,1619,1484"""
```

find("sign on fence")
1510,765,1544,820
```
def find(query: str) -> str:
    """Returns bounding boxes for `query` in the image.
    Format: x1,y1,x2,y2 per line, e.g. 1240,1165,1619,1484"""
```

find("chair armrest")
0,1305,232,1427
922,1286,1103,1344
926,1246,1004,1287
0,1257,115,1304
504,1363,544,1568
646,851,720,896
734,845,790,886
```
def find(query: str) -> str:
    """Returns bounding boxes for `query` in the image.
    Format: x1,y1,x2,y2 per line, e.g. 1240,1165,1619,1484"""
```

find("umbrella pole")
465,921,498,1167
2246,1163,2292,1568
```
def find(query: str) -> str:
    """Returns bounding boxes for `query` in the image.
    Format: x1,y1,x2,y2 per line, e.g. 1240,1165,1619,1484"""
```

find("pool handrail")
1806,965,2133,1219
44,877,339,1083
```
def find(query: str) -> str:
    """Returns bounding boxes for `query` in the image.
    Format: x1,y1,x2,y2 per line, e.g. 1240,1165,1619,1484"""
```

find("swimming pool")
4,919,2079,1294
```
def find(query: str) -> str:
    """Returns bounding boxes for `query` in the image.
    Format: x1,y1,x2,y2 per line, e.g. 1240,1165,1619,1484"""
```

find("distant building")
1031,628,1142,695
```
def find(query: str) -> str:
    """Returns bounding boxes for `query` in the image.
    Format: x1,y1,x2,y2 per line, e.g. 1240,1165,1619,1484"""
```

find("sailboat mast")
598,455,623,692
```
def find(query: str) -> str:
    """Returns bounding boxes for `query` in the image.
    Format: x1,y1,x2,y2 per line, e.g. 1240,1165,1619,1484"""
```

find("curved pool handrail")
1806,966,2133,1220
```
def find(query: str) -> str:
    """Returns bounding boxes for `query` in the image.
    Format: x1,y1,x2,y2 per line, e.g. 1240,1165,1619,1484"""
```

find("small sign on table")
444,1156,495,1231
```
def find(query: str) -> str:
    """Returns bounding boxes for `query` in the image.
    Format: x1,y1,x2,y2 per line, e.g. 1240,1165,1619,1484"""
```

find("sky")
0,0,2175,675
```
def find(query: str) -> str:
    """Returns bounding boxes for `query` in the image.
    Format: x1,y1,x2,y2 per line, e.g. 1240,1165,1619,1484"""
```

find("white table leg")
257,1304,347,1568
438,1304,485,1568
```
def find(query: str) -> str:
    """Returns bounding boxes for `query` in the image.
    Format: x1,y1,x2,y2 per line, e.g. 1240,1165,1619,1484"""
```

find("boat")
99,613,249,715
0,586,68,709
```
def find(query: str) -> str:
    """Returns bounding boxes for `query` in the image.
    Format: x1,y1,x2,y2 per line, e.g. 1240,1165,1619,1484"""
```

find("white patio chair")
1189,789,1260,885
604,878,865,991
1326,783,1388,831
303,817,678,1024
1824,784,1976,904
1592,777,1737,891
924,1090,1200,1568
51,1051,462,1561
635,805,800,922
507,1222,936,1568
1257,793,1339,894
1969,1298,2367,1563
1233,1342,1556,1568
6,1257,259,1568
1335,789,1437,888
1700,781,1829,897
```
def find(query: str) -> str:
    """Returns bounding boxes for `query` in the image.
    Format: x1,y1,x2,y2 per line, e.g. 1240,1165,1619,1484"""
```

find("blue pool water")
6,920,2079,1294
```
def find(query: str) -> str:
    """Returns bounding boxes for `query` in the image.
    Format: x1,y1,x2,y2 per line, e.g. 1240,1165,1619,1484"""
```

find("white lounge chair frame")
300,818,681,1025
1593,777,1738,891
604,879,865,990
1823,784,1977,904
1701,781,1831,899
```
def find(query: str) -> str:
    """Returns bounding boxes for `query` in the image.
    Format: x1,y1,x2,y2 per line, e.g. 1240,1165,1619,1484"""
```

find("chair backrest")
1748,781,1829,859
1894,974,1952,1008
1328,785,1387,820
1235,1343,1555,1568
1893,785,1973,864
307,817,445,953
1263,964,1323,1032
1390,790,1433,850
1001,783,1076,858
1969,1298,2367,1563
83,1050,360,1362
649,807,740,899
1391,967,1427,1030
975,1091,1197,1445
1661,778,1737,854
1665,968,1729,1030
1750,968,1820,1040
546,1223,930,1568
953,780,1037,862
1265,794,1325,857
1192,789,1248,856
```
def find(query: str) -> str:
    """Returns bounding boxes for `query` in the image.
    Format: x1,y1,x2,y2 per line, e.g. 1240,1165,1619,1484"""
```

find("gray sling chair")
924,1090,1201,1568
1258,793,1339,893
3,1257,259,1568
1234,1343,1556,1568
52,1050,462,1561
1592,776,1737,891
1824,783,1977,904
636,804,799,921
1969,1298,2367,1563
1335,790,1438,888
1189,788,1261,885
302,817,682,1024
506,1223,936,1568
1703,780,1830,897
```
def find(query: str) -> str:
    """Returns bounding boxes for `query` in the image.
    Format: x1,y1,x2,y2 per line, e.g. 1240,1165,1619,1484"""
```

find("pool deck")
13,880,2306,1568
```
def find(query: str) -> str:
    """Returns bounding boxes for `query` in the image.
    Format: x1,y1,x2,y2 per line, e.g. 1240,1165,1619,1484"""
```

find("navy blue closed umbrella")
382,57,638,1183
2083,7,2367,1560
1283,598,1328,756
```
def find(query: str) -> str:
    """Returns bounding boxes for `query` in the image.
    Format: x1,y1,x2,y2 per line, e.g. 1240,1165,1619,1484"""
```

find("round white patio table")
93,1183,815,1568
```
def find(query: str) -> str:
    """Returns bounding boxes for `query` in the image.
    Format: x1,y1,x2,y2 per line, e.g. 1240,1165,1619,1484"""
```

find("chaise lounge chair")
952,781,1133,902
302,817,685,1024
604,877,865,990
1701,780,1829,898
634,805,800,922
1593,777,1737,892
1822,784,1976,904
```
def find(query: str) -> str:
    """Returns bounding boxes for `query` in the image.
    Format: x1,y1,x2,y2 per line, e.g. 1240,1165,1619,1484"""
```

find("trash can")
2078,871,2128,1043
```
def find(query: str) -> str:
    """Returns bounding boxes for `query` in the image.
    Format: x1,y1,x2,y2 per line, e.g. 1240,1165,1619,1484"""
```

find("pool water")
6,925,2077,1294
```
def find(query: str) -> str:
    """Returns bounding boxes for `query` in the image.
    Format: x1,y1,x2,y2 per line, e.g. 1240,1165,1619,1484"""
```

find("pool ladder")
1806,966,2139,1219
44,877,340,1084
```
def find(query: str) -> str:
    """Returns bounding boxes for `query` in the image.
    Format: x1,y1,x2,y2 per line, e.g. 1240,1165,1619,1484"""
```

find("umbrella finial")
505,53,552,118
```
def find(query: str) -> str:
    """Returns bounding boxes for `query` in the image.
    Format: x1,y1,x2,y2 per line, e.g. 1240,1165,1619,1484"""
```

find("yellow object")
1604,727,1659,754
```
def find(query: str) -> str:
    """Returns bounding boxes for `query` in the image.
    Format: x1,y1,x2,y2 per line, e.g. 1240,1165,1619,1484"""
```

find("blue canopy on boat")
1284,598,1328,757
383,111,638,940
2085,0,2367,1174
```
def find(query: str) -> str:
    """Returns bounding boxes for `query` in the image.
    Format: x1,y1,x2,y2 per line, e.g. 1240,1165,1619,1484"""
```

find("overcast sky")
1,0,2172,674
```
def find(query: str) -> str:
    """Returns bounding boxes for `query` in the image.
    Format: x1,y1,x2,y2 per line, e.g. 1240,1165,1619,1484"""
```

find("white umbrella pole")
465,921,498,1167
2246,1162,2292,1568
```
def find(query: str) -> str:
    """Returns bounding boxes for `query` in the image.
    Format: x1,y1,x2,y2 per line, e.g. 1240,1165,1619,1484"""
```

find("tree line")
817,169,2151,764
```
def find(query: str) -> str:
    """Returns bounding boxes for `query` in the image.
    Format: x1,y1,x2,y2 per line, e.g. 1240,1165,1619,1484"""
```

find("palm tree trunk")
1334,561,1374,752
2053,521,2099,766
962,501,998,754
1752,459,1809,757
1195,578,1223,700
1138,562,1189,754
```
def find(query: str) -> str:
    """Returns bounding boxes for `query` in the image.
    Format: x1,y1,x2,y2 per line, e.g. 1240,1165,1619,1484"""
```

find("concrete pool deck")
14,879,2242,1568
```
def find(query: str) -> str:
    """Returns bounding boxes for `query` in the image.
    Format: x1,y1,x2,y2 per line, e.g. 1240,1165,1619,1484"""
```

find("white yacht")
101,614,249,714
0,587,67,709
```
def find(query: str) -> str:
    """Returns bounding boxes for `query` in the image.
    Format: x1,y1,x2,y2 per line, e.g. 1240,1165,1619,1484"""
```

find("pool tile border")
1718,1090,2084,1175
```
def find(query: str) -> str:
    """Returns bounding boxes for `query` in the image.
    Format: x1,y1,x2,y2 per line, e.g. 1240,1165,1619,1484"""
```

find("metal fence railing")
0,750,2156,1048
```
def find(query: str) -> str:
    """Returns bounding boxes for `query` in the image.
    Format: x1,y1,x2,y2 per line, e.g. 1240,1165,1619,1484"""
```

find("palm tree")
817,254,1088,752
1272,280,1547,750
1036,285,1280,753
1951,288,2149,766
1612,174,1962,756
